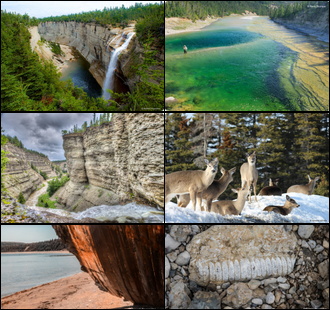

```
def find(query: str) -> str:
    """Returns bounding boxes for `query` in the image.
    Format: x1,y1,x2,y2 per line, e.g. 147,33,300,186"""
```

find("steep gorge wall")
37,22,137,88
2,142,56,199
54,113,164,211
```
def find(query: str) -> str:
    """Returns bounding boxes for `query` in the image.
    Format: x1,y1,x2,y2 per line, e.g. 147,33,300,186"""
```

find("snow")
165,193,329,223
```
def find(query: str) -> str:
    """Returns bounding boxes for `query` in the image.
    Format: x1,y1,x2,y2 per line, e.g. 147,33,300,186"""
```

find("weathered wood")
53,225,164,307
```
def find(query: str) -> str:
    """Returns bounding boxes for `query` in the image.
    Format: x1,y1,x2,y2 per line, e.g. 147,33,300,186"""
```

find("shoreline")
1,272,133,309
1,250,70,255
165,17,219,36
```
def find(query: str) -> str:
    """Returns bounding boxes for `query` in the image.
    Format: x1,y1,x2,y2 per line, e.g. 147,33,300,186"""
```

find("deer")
165,158,218,212
177,167,236,211
210,187,249,215
263,195,300,215
287,175,320,195
240,151,258,202
259,178,282,196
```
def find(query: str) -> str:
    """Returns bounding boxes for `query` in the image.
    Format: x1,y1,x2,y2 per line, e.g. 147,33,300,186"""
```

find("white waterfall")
102,32,135,100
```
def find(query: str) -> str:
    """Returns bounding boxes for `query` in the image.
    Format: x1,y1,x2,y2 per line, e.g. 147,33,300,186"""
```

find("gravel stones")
298,225,315,239
222,283,253,308
187,225,297,287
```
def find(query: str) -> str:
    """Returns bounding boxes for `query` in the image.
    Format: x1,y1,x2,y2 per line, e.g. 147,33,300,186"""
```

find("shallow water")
1,253,81,297
165,16,329,111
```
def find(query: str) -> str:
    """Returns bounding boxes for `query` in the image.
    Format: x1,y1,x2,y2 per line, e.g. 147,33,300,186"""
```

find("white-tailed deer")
263,195,299,215
210,187,249,215
259,178,282,196
240,151,258,202
177,167,236,211
165,158,218,211
287,175,320,195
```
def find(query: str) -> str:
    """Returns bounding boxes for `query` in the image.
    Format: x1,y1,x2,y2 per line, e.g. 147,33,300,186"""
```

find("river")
165,16,329,111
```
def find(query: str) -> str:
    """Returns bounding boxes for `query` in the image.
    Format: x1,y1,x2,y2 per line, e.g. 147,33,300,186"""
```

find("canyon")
52,225,164,307
36,22,142,91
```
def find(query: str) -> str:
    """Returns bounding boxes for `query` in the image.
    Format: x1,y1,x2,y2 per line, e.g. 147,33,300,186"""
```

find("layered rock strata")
37,22,136,88
54,113,164,210
187,225,297,287
2,142,56,199
52,225,164,307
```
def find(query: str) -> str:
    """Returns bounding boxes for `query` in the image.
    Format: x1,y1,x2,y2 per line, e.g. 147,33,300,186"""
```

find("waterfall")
102,32,135,100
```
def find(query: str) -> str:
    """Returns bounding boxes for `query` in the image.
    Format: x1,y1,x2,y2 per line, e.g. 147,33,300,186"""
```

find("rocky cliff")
272,6,329,42
37,22,138,88
52,225,164,307
54,113,164,211
2,142,56,200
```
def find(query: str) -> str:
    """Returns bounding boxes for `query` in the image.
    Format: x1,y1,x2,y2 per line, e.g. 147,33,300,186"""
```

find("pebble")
248,279,261,290
323,240,329,249
310,299,323,309
252,298,263,305
279,283,290,290
175,251,190,266
298,225,315,239
314,245,324,253
308,240,317,249
266,292,275,304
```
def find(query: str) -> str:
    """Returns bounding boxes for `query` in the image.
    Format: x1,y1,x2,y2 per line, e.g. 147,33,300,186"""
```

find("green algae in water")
166,29,296,111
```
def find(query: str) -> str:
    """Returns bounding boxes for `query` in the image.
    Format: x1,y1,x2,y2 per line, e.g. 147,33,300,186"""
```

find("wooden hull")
53,225,164,307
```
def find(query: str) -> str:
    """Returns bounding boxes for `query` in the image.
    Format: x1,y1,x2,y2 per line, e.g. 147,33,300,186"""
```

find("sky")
1,113,102,161
1,225,58,242
1,1,161,18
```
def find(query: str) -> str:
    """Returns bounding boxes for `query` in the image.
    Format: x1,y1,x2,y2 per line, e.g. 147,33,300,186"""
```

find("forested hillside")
1,239,65,252
1,2,164,111
165,113,329,198
1,11,108,111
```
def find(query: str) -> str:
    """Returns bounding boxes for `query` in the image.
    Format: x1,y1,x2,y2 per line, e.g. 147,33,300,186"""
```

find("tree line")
269,1,329,20
1,239,66,252
165,113,329,198
62,113,112,135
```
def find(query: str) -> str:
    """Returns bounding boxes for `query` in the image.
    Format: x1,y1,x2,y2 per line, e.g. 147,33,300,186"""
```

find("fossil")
187,225,297,287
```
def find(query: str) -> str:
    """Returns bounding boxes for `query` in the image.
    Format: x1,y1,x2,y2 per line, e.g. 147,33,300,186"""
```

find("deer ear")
204,158,209,164
230,167,236,174
231,188,238,193
220,167,226,174
308,175,311,181
286,195,290,200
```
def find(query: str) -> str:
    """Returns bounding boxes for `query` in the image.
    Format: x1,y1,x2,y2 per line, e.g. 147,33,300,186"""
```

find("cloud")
1,113,101,161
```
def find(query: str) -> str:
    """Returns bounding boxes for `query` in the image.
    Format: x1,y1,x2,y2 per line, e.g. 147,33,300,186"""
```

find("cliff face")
37,22,136,88
52,225,164,307
2,142,56,199
54,113,164,211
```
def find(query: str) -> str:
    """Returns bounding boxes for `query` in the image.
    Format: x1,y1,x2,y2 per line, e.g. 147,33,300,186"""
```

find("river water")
61,51,102,98
165,16,329,111
1,253,81,297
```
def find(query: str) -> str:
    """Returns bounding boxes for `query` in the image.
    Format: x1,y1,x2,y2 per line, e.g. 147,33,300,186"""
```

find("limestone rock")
52,225,164,307
298,225,315,239
54,113,164,210
222,283,253,308
168,279,191,309
187,226,297,287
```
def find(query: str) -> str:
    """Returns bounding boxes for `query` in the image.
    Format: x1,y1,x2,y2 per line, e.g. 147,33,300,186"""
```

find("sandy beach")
165,17,219,35
1,272,133,309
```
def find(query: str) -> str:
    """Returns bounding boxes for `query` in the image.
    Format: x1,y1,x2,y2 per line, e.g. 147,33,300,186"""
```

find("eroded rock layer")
52,225,164,307
2,142,56,199
54,113,164,210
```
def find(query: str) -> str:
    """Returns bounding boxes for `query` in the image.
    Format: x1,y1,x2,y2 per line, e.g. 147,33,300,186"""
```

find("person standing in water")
183,45,188,54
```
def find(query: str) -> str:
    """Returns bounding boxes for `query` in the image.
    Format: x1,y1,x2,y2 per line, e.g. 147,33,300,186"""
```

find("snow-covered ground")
165,193,329,223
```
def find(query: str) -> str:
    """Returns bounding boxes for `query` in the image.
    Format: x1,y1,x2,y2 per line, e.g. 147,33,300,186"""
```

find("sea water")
165,16,329,111
1,253,81,297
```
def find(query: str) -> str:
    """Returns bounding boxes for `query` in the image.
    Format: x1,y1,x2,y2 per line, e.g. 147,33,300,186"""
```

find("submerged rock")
52,225,164,307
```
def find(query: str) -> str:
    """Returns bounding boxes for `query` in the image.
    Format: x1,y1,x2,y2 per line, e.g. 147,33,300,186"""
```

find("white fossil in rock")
187,226,297,287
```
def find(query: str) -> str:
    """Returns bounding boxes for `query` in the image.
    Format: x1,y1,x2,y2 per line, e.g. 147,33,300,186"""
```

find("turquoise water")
1,253,81,297
165,16,329,111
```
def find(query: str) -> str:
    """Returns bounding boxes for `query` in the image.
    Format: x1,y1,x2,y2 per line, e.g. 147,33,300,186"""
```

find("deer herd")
165,151,321,217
